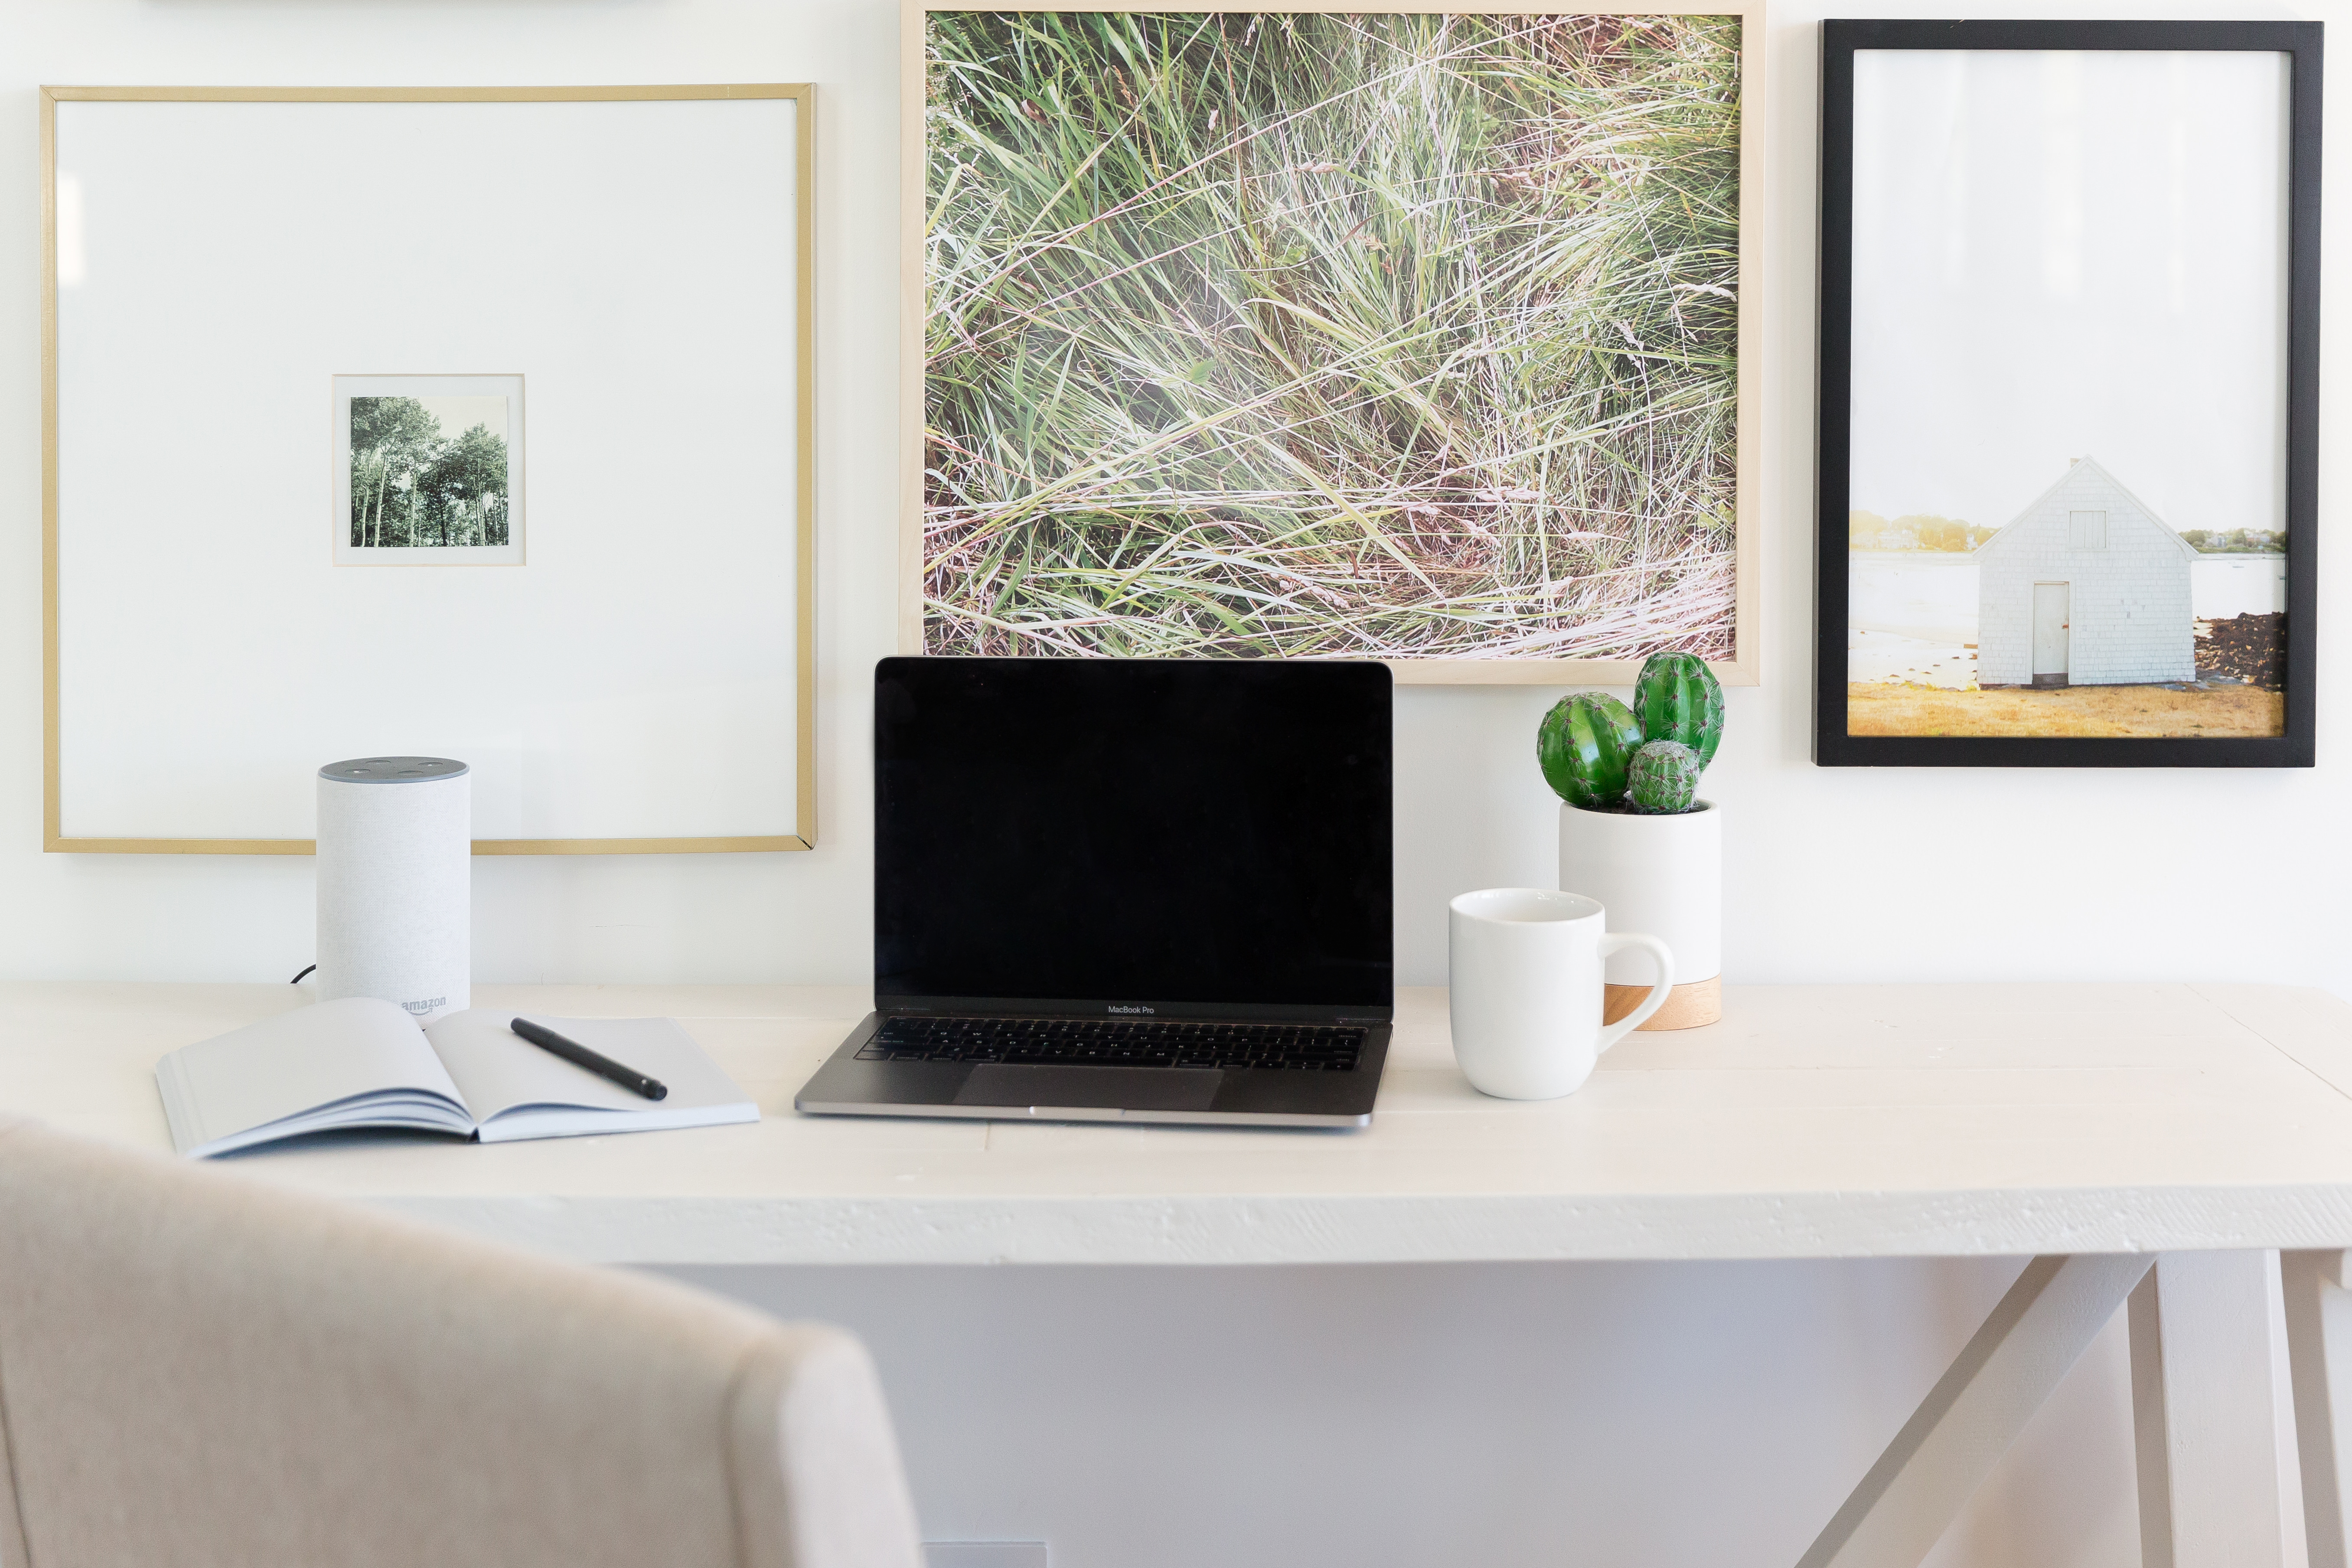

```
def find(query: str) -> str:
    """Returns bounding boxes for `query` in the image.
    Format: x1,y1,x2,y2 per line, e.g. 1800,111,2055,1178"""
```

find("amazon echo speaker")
316,756,470,1023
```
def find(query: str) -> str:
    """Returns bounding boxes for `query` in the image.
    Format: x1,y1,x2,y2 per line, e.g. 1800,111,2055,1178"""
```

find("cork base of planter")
1602,975,1722,1031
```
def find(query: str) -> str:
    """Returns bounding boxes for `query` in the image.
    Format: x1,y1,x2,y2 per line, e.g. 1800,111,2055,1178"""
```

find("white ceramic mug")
1447,888,1674,1100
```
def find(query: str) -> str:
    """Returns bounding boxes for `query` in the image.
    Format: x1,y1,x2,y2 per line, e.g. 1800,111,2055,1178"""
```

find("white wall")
6,1,2344,1000
3,2,2342,1564
659,1257,2151,1568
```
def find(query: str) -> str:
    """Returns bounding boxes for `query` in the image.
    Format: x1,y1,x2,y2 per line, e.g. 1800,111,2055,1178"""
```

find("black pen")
509,1017,669,1101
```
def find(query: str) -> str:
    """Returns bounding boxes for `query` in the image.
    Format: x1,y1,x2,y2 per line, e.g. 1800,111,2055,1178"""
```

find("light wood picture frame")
42,85,817,854
902,2,1762,685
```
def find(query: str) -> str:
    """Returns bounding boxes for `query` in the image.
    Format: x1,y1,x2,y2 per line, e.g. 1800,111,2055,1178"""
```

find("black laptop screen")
874,658,1392,1014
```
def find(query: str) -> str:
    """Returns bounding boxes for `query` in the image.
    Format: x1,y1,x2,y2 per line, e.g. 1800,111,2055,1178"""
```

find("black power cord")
290,964,316,984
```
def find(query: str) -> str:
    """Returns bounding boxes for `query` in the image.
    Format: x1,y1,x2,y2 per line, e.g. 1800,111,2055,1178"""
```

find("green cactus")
1625,739,1699,815
1632,652,1725,769
1537,692,1644,810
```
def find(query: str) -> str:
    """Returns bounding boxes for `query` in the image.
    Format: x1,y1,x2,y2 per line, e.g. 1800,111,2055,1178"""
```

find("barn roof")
1970,456,2201,562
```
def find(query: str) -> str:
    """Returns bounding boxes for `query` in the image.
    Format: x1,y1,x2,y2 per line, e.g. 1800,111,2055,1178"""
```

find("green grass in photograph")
923,10,1742,660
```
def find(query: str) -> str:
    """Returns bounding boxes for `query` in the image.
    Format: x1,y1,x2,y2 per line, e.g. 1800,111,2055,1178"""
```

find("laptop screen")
874,658,1392,1016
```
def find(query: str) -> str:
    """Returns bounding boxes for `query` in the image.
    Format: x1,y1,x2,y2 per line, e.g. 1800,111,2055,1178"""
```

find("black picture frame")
1817,20,2320,767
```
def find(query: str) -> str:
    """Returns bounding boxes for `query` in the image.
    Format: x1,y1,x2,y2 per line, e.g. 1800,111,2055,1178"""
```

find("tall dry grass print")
924,11,1741,659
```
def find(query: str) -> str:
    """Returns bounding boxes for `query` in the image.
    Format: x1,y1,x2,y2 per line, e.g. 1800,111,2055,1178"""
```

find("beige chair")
0,1118,923,1568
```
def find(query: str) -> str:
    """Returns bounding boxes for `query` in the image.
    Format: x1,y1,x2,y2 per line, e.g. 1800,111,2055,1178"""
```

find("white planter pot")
1557,799,1721,1030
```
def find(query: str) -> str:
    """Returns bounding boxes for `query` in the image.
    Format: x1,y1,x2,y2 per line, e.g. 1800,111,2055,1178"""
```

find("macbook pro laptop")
794,656,1393,1128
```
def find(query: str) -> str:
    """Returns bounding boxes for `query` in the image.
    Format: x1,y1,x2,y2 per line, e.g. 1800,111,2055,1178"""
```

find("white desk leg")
2283,1250,2352,1568
2128,1251,2291,1568
1796,1253,2153,1568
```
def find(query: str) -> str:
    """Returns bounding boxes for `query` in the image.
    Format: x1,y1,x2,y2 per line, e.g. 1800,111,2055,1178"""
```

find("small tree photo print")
334,375,523,564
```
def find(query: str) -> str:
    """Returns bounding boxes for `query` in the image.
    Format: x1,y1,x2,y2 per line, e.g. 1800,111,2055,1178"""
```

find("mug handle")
1593,934,1675,1053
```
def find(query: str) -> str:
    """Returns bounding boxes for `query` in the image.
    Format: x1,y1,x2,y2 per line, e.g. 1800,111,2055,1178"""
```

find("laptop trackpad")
954,1063,1223,1112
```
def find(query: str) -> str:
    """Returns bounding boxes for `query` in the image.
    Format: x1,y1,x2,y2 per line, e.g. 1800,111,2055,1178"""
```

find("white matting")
52,96,800,842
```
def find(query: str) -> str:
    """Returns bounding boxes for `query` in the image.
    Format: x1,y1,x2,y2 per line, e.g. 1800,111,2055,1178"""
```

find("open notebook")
157,998,759,1157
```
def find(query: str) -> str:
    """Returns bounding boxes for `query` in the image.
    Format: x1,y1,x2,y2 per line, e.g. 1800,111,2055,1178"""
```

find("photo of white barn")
1974,456,2197,688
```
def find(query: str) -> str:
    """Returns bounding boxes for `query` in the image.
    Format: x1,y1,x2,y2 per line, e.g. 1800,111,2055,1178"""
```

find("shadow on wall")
658,1257,2145,1568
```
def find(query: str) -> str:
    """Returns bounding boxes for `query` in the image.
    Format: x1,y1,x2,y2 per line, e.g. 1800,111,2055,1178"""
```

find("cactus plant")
1537,692,1644,810
1625,739,1698,815
1632,652,1725,769
1541,654,1724,815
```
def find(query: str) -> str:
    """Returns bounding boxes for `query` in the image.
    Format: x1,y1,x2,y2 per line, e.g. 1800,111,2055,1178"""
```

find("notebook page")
164,997,472,1151
424,1011,756,1125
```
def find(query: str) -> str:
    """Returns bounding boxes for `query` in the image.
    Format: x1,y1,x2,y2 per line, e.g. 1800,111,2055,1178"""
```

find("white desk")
8,980,2352,1568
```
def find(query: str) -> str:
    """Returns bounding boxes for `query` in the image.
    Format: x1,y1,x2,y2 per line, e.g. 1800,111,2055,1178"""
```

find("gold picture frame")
42,84,816,854
901,3,1762,685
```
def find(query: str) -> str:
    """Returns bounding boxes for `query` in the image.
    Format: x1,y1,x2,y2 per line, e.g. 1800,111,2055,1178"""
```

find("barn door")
2032,582,2070,685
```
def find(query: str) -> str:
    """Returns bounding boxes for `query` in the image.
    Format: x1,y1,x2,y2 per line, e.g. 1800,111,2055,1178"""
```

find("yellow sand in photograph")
1848,682,2284,738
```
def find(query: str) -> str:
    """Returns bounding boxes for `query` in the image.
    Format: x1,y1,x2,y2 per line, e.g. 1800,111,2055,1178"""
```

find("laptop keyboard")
859,1016,1367,1071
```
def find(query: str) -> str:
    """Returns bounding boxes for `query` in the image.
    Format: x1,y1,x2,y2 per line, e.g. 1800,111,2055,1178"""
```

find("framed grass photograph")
904,1,1762,683
1817,20,2319,767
